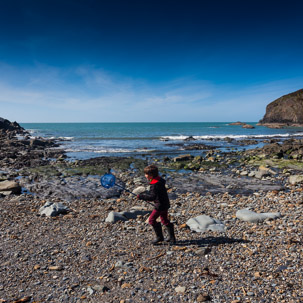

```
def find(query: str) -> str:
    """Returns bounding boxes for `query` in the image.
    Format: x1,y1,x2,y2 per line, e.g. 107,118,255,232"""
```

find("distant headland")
258,88,303,128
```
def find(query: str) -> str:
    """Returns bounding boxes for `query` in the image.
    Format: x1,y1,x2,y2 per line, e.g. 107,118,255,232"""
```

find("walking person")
137,165,176,245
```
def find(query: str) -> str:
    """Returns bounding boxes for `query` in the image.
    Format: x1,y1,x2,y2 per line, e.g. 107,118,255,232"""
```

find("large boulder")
0,180,22,194
288,175,303,185
236,209,281,223
186,215,225,232
259,89,303,125
39,202,70,217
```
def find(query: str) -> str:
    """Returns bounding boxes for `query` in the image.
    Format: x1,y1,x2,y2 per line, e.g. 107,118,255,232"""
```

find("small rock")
197,293,211,302
175,286,186,293
92,285,110,292
121,283,132,289
48,265,63,271
87,286,94,295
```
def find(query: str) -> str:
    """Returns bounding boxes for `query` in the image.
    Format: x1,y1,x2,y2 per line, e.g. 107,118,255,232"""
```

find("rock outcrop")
229,122,255,129
0,117,26,134
259,89,303,126
0,117,64,169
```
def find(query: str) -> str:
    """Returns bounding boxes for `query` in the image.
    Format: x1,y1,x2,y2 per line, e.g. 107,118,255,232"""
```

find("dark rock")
225,137,234,143
259,89,303,125
184,136,196,141
184,143,216,150
0,117,25,133
173,154,193,162
0,118,64,169
228,121,245,125
242,123,255,129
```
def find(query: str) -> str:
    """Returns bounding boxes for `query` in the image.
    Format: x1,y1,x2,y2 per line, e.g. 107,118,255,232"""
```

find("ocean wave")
76,136,158,141
58,136,74,141
64,147,155,153
65,148,129,153
134,148,156,152
160,132,303,141
160,135,189,141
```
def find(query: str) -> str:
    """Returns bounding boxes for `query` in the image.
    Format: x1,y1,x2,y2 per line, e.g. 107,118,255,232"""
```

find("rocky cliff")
0,117,25,134
0,117,63,169
259,89,303,126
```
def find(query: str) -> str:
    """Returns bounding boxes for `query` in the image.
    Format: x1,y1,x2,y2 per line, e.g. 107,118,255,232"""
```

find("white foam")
160,132,303,141
134,148,155,152
58,136,74,141
65,147,132,153
160,135,191,140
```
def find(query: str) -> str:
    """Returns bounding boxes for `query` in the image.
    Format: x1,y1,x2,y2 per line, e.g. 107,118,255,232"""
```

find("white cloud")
0,63,302,122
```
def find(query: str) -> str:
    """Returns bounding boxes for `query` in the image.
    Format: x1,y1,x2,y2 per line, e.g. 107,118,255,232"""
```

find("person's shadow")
175,236,250,247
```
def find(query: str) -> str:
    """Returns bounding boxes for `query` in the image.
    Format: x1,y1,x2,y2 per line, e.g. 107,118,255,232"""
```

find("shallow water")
21,122,303,160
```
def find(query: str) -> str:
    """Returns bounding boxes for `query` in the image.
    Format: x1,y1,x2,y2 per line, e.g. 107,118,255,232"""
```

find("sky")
0,0,303,123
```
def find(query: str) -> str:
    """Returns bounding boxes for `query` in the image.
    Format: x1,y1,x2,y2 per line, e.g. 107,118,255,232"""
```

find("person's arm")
138,184,157,201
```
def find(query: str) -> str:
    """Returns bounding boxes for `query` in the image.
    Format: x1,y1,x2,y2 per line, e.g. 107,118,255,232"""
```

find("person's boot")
164,223,176,244
152,222,164,245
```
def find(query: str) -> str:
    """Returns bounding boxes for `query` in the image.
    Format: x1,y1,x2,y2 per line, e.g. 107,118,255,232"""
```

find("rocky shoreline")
0,119,303,302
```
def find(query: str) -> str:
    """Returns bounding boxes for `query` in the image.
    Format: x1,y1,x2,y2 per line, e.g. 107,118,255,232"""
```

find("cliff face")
259,89,303,124
0,117,25,134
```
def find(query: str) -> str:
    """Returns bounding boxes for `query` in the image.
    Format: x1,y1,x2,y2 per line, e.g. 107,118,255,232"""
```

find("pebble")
1,162,303,302
175,286,186,293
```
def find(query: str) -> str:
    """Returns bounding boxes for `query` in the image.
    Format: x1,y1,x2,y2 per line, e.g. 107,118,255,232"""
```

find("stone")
48,265,63,271
121,283,132,289
105,211,128,223
197,294,211,302
105,207,151,223
87,286,94,295
0,180,21,194
186,215,225,232
132,186,146,195
248,171,256,177
92,285,110,292
288,175,303,185
254,169,271,179
175,286,186,293
173,154,193,162
39,202,69,217
236,208,281,223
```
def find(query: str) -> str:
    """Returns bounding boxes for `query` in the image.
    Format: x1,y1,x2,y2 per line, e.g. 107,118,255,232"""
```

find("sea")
20,122,303,160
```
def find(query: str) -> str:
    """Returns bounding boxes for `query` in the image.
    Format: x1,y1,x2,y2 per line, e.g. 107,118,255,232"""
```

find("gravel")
1,176,302,302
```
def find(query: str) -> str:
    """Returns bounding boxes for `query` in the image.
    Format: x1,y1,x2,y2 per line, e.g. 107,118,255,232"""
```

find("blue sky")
0,0,302,122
